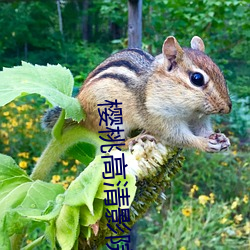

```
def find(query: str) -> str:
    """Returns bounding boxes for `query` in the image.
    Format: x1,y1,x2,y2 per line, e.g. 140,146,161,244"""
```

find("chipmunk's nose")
219,101,232,114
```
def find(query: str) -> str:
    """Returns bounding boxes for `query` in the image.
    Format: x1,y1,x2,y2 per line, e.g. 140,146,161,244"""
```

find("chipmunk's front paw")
206,133,230,152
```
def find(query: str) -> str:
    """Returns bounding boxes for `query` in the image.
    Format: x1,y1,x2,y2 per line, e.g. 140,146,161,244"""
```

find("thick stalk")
30,126,102,181
11,126,102,249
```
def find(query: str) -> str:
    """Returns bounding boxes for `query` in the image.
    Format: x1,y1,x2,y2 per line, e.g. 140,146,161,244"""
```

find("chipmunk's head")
154,36,232,116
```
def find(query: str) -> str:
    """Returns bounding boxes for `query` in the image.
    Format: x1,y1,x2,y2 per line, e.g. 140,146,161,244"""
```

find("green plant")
137,193,249,250
0,62,182,249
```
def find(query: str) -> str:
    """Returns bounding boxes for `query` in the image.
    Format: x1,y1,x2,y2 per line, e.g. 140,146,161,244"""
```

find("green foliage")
137,196,249,249
0,62,84,121
0,0,249,100
136,140,250,249
0,154,64,249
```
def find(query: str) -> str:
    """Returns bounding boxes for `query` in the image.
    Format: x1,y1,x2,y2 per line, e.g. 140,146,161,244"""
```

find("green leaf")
20,181,64,213
26,200,63,222
66,142,96,166
0,176,31,201
21,235,45,250
45,220,56,249
80,226,92,240
0,154,30,181
0,62,85,122
0,182,33,217
0,231,10,250
79,199,103,227
56,205,80,250
3,210,31,238
63,155,104,214
52,109,65,139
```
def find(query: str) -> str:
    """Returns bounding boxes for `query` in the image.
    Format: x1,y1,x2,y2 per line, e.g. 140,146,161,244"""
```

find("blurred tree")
128,0,142,48
0,0,248,97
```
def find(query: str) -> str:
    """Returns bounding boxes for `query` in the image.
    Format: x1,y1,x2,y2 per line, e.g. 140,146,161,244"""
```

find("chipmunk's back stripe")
91,60,140,79
123,48,154,62
96,73,130,85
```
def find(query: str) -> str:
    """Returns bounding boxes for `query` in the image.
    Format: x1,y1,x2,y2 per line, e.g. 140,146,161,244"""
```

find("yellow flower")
9,102,16,108
63,182,69,189
4,147,10,152
18,152,30,159
243,195,248,204
26,121,33,129
51,175,61,183
244,221,250,234
11,119,18,127
235,157,242,163
234,214,243,224
70,165,77,172
66,176,75,182
220,217,228,224
189,184,199,197
75,159,81,165
198,195,210,206
221,232,227,238
3,111,9,116
3,138,9,145
0,130,8,138
231,198,240,209
236,229,242,237
19,161,28,169
62,160,69,166
209,193,215,204
232,150,237,156
179,247,186,250
221,162,228,167
32,157,39,162
194,238,201,247
182,207,192,217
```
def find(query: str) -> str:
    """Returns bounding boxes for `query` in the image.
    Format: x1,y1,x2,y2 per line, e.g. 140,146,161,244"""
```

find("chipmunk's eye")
190,72,204,87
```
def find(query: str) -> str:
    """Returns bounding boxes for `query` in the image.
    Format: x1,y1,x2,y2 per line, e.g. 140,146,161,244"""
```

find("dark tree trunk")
128,0,142,48
82,0,89,41
57,0,64,36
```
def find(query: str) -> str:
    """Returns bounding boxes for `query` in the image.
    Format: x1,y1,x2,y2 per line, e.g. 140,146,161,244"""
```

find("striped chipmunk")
43,36,232,153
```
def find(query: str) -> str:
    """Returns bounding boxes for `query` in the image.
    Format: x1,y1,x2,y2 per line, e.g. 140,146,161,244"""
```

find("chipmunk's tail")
41,106,62,130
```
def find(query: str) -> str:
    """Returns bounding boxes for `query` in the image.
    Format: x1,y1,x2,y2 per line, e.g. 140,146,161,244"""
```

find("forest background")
0,0,249,249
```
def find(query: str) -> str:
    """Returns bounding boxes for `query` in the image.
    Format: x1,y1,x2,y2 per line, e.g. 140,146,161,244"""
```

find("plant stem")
30,126,102,181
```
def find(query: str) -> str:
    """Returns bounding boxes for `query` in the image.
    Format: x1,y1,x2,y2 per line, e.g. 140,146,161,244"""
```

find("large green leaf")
56,205,80,250
63,155,104,214
65,142,96,166
0,154,65,248
0,176,31,201
20,181,64,213
0,154,30,181
0,62,84,121
79,199,103,227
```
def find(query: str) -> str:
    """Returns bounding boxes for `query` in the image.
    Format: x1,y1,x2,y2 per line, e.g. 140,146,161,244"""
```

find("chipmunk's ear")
191,36,205,52
162,36,184,63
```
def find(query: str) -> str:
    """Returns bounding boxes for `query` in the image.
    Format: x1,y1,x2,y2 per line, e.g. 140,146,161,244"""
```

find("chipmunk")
43,36,232,153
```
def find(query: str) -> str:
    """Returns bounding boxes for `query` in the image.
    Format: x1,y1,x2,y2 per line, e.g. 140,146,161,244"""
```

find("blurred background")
0,0,249,249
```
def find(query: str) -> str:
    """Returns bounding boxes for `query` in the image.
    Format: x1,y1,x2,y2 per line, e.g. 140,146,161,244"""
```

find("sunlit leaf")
56,205,80,250
0,62,85,121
